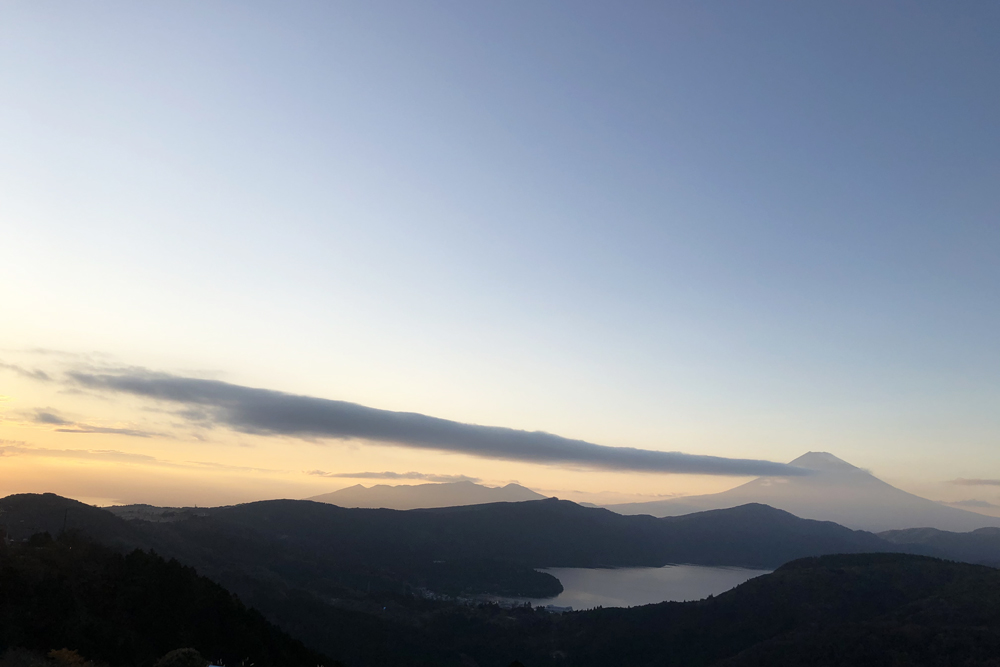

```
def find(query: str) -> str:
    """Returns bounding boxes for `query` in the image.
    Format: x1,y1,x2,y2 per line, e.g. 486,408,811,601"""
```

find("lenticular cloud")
70,369,807,477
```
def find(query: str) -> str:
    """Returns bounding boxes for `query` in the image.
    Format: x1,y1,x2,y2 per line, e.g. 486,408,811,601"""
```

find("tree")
153,649,208,667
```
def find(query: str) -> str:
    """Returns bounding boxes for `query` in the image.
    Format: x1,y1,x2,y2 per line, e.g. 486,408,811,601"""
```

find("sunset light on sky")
2,2,999,509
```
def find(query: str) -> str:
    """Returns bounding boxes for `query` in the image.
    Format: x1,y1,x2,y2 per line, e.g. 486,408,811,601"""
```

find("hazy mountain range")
309,480,545,510
604,452,1000,532
879,526,1000,567
307,452,1000,532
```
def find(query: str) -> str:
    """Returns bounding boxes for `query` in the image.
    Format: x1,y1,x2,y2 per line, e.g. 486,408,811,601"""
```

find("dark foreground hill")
302,553,1000,666
6,493,998,666
503,553,1000,667
4,533,999,666
0,533,335,667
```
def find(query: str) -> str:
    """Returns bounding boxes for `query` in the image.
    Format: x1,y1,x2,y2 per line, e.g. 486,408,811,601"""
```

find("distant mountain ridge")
308,480,546,509
605,451,1000,532
879,526,1000,567
3,493,910,581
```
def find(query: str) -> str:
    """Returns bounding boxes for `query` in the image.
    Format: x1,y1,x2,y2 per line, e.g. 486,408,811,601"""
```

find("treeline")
0,533,335,667
4,534,1000,665
521,553,1000,666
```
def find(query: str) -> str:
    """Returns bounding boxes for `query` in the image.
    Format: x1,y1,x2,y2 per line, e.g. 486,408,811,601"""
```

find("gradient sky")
2,2,999,508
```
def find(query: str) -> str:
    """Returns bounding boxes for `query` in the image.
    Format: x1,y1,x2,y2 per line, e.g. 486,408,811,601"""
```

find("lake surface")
522,564,770,610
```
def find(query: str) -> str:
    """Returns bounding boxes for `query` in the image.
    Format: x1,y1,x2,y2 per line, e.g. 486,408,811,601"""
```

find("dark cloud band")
948,499,1000,509
950,478,1000,487
0,361,52,382
30,408,156,438
69,370,808,477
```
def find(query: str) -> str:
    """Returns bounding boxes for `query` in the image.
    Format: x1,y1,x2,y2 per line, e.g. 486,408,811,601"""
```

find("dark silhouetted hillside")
505,553,1000,667
0,493,147,550
0,533,335,667
195,497,896,570
9,493,998,666
879,525,1000,567
2,493,911,585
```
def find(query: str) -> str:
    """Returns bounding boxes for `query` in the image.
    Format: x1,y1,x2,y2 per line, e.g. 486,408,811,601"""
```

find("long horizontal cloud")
33,410,74,426
0,361,52,382
950,478,1000,487
56,425,157,437
69,370,808,477
308,470,482,483
947,499,1000,509
0,443,160,464
0,443,285,476
30,408,157,438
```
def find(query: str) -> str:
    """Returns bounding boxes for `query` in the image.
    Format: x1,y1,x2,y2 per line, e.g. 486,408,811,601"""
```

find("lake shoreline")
493,563,772,611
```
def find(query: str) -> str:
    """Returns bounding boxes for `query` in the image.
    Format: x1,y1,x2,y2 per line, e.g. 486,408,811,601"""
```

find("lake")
520,564,771,610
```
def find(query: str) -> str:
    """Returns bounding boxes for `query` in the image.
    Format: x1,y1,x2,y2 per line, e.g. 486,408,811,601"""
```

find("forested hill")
4,495,1000,666
506,553,1000,667
879,526,1000,567
2,493,907,596
140,496,896,571
0,532,335,667
0,493,148,551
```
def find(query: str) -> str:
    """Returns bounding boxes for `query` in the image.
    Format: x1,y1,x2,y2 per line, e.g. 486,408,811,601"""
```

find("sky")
1,1,998,508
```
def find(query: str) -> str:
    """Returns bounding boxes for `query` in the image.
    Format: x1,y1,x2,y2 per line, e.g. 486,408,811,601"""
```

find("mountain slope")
506,553,1000,667
197,497,900,571
308,481,545,510
606,452,1000,532
879,526,1000,567
0,492,149,548
0,533,334,667
8,528,997,666
2,493,988,667
4,493,907,590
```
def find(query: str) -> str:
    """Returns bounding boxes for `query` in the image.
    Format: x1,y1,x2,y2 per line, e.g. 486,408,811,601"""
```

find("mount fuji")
605,452,1000,532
